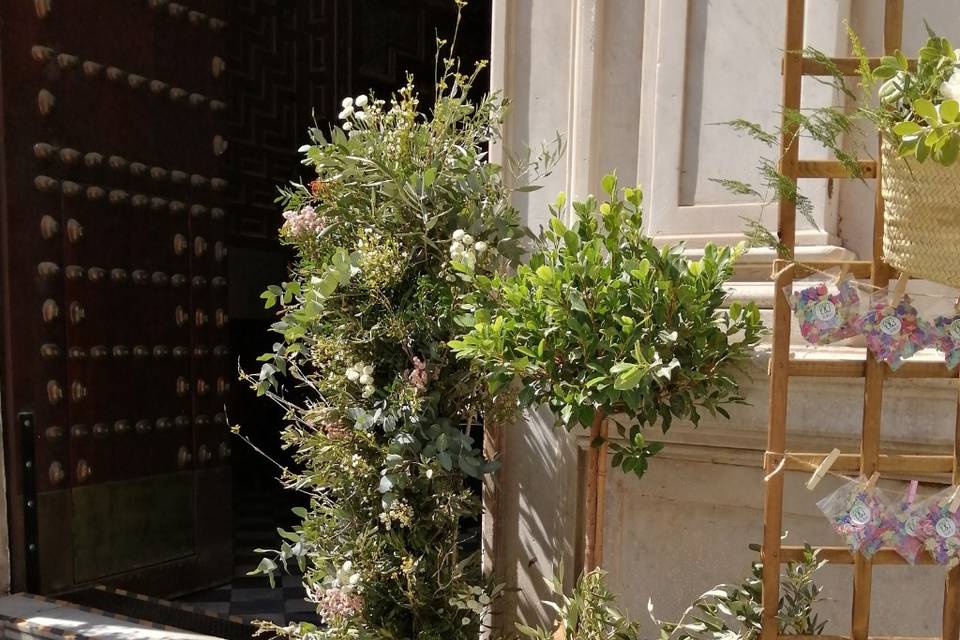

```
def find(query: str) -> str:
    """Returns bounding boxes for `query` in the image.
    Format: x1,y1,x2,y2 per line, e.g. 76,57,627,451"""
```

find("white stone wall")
490,0,960,635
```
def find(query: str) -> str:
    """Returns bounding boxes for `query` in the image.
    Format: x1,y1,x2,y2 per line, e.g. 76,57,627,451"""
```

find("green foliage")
719,29,960,253
520,546,827,640
652,545,828,640
450,176,764,479
515,569,642,640
867,33,960,166
244,11,561,637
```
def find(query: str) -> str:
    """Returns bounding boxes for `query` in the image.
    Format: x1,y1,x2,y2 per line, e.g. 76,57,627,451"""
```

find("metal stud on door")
0,0,231,595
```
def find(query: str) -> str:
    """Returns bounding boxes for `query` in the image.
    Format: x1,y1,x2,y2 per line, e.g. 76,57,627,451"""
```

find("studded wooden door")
0,0,232,595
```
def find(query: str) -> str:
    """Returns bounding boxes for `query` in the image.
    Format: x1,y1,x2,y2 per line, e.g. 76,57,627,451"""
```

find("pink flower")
311,586,364,623
282,205,326,237
405,356,429,392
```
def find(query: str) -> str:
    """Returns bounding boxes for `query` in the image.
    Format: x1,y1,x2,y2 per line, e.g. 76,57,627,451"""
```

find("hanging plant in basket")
716,28,960,288
873,34,960,287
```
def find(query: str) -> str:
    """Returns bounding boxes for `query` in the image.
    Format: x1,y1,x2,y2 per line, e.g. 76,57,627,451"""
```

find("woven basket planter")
881,140,960,287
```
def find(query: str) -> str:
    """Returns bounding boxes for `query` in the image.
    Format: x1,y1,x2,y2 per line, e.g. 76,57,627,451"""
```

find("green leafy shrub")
520,545,827,640
651,545,828,640
244,16,561,638
516,569,641,640
450,176,763,478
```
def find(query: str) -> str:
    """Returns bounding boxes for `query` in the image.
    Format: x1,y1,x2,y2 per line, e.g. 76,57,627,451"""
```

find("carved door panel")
0,0,231,595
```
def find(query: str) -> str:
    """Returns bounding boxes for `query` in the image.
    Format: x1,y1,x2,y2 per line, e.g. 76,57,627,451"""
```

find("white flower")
362,365,374,375
452,229,465,241
941,69,960,101
461,618,471,626
355,111,368,122
338,106,354,120
342,121,353,131
355,94,369,107
362,385,375,398
346,369,360,382
359,374,373,386
474,241,488,253
461,234,474,246
341,97,353,108
449,241,464,256
478,593,491,605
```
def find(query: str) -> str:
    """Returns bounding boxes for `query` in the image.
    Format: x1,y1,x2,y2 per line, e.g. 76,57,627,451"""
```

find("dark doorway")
0,0,490,610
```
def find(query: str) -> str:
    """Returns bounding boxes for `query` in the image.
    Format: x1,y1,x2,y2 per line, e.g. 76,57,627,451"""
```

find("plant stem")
583,407,608,574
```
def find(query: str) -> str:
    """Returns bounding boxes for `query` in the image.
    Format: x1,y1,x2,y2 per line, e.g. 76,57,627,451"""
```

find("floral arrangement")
244,9,562,637
450,177,763,478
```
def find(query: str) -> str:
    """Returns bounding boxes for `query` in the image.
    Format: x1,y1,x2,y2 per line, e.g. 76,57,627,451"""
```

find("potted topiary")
449,174,764,568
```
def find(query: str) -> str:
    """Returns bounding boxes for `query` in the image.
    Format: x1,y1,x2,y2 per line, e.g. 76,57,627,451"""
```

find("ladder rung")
888,361,959,379
774,259,918,281
801,56,916,76
775,259,874,279
779,545,939,566
764,452,955,475
789,359,957,379
797,159,876,179
789,360,864,377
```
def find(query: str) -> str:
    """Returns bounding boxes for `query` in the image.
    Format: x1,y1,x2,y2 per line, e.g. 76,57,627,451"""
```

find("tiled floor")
0,593,223,640
177,489,321,627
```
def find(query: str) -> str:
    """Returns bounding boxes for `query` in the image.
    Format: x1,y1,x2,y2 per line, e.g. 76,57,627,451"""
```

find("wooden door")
0,0,232,595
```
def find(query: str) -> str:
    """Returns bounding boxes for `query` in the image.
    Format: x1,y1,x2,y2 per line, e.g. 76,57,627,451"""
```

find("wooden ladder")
761,2,960,640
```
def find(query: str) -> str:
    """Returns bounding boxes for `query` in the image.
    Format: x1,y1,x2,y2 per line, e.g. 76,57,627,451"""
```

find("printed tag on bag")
856,295,931,370
930,314,960,370
884,481,924,564
817,476,893,557
909,486,960,567
788,279,861,346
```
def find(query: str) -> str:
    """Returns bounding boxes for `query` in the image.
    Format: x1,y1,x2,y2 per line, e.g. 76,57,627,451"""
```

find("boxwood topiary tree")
450,174,764,479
